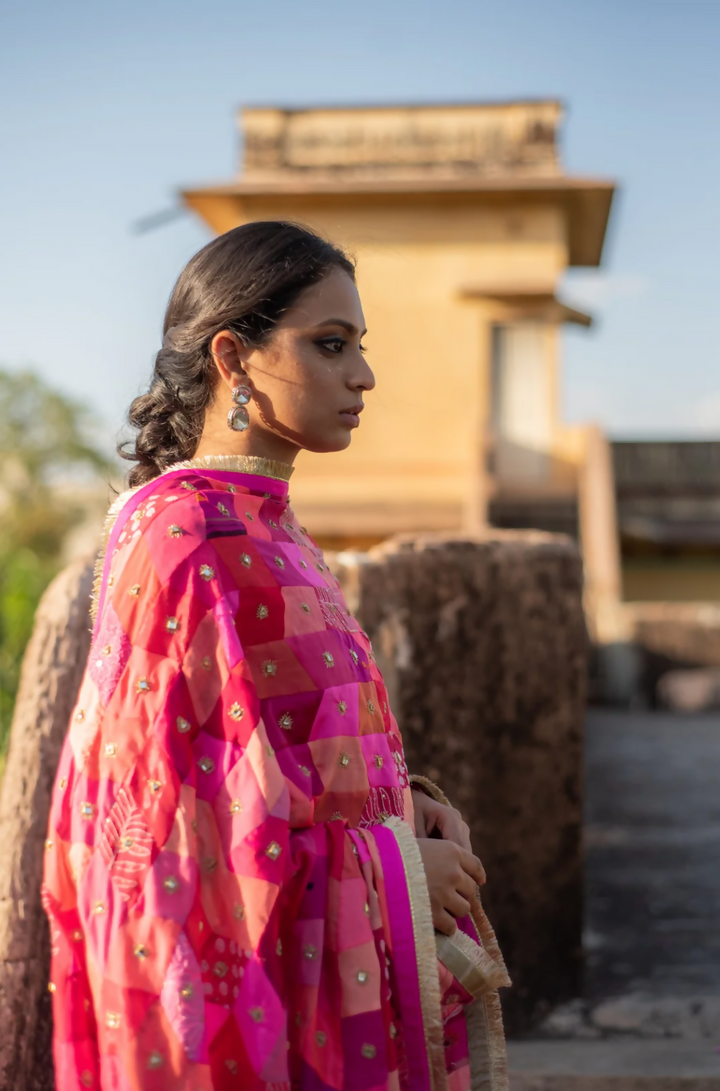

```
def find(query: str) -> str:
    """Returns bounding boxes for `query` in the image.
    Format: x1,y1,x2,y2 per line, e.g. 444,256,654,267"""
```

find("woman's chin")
302,428,355,455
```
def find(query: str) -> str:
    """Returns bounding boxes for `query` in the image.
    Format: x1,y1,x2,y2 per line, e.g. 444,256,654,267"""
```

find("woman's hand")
412,789,472,852
417,838,485,935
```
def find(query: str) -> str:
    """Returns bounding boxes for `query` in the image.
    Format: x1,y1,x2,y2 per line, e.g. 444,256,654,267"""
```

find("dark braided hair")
120,221,355,487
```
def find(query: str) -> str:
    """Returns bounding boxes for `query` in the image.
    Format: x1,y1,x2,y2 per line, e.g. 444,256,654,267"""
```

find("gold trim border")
382,815,448,1091
409,774,451,807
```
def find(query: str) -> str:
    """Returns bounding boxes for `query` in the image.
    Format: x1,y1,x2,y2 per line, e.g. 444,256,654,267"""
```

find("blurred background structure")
181,99,720,710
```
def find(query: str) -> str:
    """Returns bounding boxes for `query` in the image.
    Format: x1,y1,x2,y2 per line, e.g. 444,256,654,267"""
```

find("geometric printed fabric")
43,466,432,1091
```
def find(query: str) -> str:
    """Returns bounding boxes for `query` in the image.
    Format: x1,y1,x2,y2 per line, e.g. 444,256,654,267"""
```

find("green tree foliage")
0,369,114,757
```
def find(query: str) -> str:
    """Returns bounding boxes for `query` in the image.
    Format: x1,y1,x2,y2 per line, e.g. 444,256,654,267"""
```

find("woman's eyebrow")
314,318,367,336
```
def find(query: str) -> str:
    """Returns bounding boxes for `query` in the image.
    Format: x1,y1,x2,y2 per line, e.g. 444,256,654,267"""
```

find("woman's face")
209,267,375,460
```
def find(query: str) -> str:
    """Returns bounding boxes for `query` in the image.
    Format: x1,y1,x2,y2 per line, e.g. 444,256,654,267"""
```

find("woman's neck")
192,421,301,466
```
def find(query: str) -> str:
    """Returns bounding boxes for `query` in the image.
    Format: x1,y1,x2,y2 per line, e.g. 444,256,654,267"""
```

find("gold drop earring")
227,384,252,432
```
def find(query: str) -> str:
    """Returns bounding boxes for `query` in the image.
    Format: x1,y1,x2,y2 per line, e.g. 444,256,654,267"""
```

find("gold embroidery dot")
48,981,56,993
234,903,245,920
304,944,318,960
180,983,194,1000
350,649,359,665
240,552,252,567
148,779,162,793
245,512,254,521
262,660,277,677
367,700,376,714
330,810,343,821
102,644,112,657
104,743,117,758
316,563,324,572
128,584,141,597
197,756,215,774
45,838,53,850
80,801,94,819
217,502,230,515
75,709,85,722
339,752,350,768
199,564,215,581
72,930,82,942
167,525,184,538
322,651,335,668
205,856,217,872
316,1031,327,1047
389,1023,398,1039
134,943,148,959
181,481,196,491
337,700,347,715
374,755,384,769
249,1007,264,1023
299,560,308,570
93,901,105,915
364,902,370,915
274,555,285,568
256,604,269,620
105,1011,121,1029
176,716,191,733
59,777,68,789
163,875,179,893
300,602,310,613
267,745,275,758
230,799,242,814
201,656,212,670
165,616,179,633
121,836,134,849
229,702,244,722
356,970,369,984
278,712,293,730
213,961,228,978
265,841,281,860
147,1050,163,1069
361,1044,377,1059
136,677,150,694
298,764,311,777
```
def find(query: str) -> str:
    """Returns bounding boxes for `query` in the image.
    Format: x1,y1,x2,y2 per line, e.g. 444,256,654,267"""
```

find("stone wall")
0,558,94,1091
333,531,588,1033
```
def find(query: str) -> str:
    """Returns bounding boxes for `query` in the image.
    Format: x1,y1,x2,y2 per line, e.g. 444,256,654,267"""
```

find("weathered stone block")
0,558,94,1091
334,532,587,1033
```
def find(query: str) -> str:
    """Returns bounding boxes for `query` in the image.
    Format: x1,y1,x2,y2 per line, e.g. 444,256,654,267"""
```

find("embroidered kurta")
43,456,508,1091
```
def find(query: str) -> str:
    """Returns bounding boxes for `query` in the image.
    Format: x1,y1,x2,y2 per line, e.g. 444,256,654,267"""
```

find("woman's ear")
210,330,248,391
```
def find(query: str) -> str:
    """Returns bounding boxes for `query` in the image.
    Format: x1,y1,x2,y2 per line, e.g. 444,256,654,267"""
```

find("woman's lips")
339,406,363,428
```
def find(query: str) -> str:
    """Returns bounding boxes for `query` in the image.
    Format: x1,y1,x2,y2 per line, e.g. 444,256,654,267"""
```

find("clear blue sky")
1,0,719,448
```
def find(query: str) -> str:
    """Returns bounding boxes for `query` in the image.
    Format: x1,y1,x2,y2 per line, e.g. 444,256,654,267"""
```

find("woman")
44,222,509,1091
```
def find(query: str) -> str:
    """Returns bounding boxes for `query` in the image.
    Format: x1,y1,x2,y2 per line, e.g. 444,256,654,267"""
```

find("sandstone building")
182,101,623,633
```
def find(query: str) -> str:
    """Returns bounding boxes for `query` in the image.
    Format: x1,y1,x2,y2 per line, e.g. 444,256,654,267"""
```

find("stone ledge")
509,1039,720,1086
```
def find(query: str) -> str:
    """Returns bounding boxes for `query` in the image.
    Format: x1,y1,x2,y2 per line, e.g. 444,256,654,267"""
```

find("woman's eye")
316,338,345,354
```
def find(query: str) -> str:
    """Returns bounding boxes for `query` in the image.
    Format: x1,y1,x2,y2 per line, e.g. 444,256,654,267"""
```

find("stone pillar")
0,558,94,1091
335,532,587,1033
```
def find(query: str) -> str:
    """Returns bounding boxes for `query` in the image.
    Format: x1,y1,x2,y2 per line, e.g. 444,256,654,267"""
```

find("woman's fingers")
446,891,473,919
458,847,486,887
435,806,472,852
433,908,458,936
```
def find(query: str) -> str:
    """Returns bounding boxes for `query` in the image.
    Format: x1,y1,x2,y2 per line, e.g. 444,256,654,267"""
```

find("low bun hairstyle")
120,221,356,487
